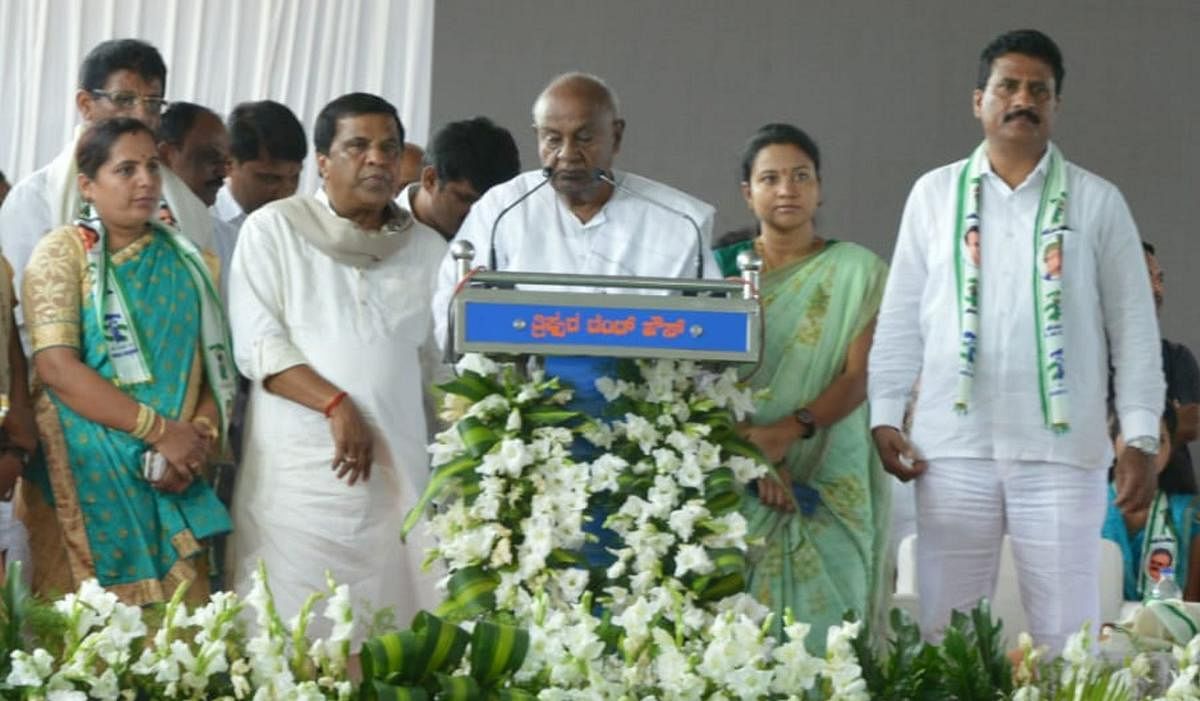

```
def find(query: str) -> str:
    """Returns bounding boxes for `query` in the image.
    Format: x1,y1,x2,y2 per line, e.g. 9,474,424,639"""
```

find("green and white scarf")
1139,491,1181,600
79,209,238,438
954,142,1069,431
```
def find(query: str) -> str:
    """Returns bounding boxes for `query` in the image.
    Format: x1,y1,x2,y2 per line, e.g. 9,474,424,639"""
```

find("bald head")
532,72,620,124
532,73,625,204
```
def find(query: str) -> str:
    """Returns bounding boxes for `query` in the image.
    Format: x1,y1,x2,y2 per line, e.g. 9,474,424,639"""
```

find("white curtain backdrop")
0,0,434,194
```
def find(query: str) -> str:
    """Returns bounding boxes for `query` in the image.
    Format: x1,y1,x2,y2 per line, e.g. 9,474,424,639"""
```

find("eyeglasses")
89,90,168,114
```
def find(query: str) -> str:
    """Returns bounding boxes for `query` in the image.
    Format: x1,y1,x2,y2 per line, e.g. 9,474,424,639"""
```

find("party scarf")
78,208,237,436
954,142,1069,431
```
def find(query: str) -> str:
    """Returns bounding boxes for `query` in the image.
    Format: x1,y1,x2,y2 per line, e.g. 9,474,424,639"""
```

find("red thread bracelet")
323,391,348,417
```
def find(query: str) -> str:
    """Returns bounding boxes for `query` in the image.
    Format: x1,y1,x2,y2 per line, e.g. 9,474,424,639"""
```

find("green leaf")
435,567,500,622
546,549,588,568
361,630,425,684
522,406,582,427
703,468,740,515
411,611,470,677
438,370,502,402
359,679,430,701
435,672,481,700
469,619,530,686
458,416,500,458
401,454,483,538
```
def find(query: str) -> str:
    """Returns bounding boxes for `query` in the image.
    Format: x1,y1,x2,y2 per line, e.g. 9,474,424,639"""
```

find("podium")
446,241,764,567
447,241,763,364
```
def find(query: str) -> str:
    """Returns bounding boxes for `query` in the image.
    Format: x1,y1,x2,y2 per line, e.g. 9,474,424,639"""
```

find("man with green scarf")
868,29,1164,654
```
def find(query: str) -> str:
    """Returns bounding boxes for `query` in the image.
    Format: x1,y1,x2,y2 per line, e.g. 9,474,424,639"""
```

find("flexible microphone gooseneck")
487,167,553,271
593,169,705,280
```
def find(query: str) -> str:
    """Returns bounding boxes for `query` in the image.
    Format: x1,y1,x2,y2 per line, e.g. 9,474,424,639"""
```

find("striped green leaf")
411,611,470,675
359,680,430,701
435,673,481,700
435,566,500,621
704,468,740,515
401,454,482,538
361,631,425,685
458,416,500,458
469,620,530,686
522,406,582,426
438,370,502,402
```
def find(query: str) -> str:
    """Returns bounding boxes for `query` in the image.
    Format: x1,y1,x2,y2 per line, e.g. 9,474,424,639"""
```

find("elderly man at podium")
432,72,719,349
431,72,720,566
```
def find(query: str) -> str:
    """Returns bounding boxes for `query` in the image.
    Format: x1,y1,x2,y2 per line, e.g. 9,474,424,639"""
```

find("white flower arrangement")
11,354,1200,699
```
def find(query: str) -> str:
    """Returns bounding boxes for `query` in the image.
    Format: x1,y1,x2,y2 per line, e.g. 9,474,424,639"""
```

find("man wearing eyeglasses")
0,38,215,343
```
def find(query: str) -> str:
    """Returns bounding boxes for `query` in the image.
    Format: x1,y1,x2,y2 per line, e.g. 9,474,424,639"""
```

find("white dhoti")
915,458,1107,653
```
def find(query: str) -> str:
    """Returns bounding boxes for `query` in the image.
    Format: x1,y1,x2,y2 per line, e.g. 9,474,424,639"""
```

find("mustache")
1004,108,1041,124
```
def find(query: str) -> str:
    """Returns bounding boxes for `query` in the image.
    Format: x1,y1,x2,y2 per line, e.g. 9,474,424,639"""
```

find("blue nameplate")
453,289,759,361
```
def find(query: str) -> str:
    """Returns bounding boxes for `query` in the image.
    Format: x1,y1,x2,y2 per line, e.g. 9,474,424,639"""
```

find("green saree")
721,238,890,653
21,224,231,604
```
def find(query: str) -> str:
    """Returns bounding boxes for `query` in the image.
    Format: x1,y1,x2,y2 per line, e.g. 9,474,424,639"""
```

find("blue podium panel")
452,288,760,362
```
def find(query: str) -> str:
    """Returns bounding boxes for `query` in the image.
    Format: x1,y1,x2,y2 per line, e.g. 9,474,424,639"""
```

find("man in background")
213,100,307,278
1145,241,1200,492
398,116,519,241
0,38,214,312
158,102,230,208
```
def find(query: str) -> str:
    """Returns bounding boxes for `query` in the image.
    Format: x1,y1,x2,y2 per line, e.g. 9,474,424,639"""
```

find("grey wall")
431,0,1200,355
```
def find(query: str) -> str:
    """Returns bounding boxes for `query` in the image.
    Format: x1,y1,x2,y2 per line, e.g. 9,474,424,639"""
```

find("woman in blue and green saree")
17,118,236,605
717,124,891,653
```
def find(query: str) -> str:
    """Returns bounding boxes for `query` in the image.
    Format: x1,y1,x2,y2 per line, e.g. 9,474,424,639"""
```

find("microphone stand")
488,167,553,271
594,169,705,280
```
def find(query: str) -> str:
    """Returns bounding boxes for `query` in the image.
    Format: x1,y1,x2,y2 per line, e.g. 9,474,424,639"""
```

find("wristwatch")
1127,435,1159,457
793,408,816,439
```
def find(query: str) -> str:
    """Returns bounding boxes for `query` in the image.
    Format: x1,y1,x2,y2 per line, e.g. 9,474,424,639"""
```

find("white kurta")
867,148,1164,468
227,191,447,637
431,169,719,350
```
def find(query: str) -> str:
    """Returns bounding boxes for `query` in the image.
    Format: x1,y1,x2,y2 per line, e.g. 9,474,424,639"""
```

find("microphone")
593,168,705,279
488,167,553,271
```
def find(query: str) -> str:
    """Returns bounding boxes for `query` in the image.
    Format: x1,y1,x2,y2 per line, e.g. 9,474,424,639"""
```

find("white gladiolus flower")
622,413,661,454
47,690,88,701
728,455,768,483
674,544,715,577
7,648,56,686
455,353,498,377
675,454,705,489
505,408,523,432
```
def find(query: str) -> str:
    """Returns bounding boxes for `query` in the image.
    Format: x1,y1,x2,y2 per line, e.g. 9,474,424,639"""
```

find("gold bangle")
193,416,218,441
130,403,159,440
147,415,167,444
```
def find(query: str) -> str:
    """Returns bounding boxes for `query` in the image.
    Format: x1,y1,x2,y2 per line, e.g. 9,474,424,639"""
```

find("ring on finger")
344,456,358,463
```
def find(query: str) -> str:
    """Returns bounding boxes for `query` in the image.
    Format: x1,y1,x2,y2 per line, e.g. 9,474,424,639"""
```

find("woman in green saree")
18,118,235,605
718,124,890,652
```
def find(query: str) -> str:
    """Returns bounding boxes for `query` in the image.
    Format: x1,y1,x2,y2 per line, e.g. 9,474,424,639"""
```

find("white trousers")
915,457,1107,653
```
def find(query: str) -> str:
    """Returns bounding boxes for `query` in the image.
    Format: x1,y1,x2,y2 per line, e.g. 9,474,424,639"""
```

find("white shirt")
431,169,719,350
226,190,447,636
211,184,247,297
868,147,1164,469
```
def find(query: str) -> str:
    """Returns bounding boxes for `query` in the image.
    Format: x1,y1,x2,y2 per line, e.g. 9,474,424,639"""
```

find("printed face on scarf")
973,53,1060,152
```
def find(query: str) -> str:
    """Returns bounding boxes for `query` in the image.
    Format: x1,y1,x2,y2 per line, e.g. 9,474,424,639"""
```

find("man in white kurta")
0,39,213,315
227,93,445,639
867,30,1163,653
431,73,718,349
